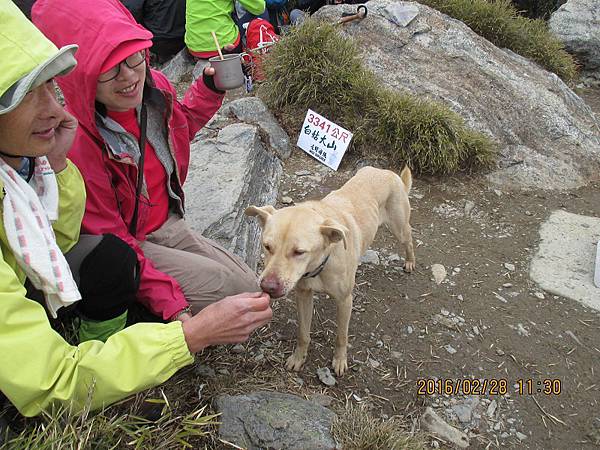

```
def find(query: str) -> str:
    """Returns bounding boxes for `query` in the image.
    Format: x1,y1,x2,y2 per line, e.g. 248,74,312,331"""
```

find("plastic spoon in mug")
211,31,224,60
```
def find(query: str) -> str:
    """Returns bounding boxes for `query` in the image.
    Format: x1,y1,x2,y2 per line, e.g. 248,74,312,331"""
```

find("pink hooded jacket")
33,0,224,320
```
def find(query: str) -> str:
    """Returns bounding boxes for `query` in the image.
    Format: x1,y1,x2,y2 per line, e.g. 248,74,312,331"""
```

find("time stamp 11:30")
416,378,562,396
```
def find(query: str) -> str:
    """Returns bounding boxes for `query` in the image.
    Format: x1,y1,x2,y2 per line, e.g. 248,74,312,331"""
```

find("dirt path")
181,86,600,449
269,149,599,449
252,85,600,449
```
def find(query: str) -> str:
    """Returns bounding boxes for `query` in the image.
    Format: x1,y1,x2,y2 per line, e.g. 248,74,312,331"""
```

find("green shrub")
419,0,577,80
259,20,496,175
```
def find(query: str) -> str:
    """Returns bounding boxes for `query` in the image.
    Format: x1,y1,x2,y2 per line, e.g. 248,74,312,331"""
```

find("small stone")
515,431,527,441
281,196,293,204
487,400,497,418
500,432,509,439
444,344,457,354
496,348,505,356
431,440,440,448
472,326,480,335
231,344,245,353
494,189,502,197
441,309,450,316
407,325,414,334
195,364,216,378
464,200,475,216
388,253,401,262
367,358,381,369
295,170,311,176
390,351,403,360
431,264,447,284
457,294,464,301
503,263,516,271
293,377,304,386
533,291,545,299
360,249,380,265
502,283,513,288
317,367,336,386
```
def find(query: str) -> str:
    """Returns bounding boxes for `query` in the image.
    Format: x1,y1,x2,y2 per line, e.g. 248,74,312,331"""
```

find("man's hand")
47,110,78,173
182,292,272,353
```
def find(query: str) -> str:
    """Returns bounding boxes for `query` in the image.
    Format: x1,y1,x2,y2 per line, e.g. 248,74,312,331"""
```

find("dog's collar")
302,255,330,279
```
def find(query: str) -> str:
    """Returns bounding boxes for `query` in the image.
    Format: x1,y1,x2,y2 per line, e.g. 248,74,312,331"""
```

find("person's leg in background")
140,215,260,313
66,234,140,342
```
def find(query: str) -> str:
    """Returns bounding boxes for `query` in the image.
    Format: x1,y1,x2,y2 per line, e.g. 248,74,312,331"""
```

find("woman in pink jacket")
33,0,261,327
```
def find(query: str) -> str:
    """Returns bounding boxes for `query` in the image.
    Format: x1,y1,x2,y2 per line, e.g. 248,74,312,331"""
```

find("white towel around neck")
0,157,80,317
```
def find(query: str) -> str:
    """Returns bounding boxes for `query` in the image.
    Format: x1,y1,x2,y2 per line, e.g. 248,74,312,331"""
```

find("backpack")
243,18,280,82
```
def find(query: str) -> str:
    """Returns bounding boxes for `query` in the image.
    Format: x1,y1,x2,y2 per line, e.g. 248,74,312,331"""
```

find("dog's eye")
264,244,272,253
293,249,306,256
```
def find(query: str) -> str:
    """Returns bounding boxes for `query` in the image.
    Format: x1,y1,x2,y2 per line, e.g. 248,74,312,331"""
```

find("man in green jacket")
185,0,266,58
0,0,271,418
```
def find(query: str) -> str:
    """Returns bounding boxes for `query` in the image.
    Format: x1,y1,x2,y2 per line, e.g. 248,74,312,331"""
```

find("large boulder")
216,391,337,450
549,0,600,84
315,0,600,190
184,97,286,270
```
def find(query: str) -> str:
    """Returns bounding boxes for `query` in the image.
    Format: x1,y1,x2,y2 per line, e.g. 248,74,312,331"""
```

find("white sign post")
296,109,353,170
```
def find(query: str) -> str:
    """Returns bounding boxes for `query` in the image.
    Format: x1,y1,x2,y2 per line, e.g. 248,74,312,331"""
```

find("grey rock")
216,392,337,450
444,344,457,354
281,196,293,204
421,407,470,448
315,1,600,190
588,417,600,444
516,431,528,441
360,249,380,265
223,97,292,159
295,170,312,176
317,367,336,386
504,262,516,271
452,396,479,424
231,344,246,354
549,0,600,82
530,210,600,311
195,364,216,378
160,48,194,84
186,123,282,270
192,59,210,80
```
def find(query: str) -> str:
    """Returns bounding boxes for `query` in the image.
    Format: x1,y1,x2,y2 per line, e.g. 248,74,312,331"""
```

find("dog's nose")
260,276,284,298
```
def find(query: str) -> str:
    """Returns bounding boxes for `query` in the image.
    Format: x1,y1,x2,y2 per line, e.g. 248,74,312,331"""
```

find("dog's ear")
245,205,277,228
320,218,348,250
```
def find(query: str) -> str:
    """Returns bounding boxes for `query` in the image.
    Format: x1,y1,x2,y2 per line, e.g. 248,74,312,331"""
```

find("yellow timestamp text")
416,378,563,396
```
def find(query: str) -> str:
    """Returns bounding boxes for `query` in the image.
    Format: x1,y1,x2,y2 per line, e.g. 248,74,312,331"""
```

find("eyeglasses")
98,50,147,83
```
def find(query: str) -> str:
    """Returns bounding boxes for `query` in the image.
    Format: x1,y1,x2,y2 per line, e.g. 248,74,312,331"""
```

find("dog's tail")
400,166,412,193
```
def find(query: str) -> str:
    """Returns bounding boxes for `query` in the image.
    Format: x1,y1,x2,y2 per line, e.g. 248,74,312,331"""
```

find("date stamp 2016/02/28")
416,378,562,396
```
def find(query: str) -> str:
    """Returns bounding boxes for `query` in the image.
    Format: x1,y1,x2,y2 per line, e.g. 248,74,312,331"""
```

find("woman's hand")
47,110,78,173
182,291,272,353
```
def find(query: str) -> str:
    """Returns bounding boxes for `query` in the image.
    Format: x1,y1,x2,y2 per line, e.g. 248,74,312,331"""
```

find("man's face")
0,81,65,158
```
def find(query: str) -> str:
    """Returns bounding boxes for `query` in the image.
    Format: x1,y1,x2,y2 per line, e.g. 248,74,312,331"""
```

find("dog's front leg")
286,287,314,372
332,293,352,376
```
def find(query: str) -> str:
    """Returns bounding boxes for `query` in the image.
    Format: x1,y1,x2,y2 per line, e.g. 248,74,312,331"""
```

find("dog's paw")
403,260,415,273
286,352,306,372
332,355,348,377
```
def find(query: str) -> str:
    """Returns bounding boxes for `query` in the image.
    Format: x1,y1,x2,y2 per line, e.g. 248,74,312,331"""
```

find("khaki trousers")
140,215,260,313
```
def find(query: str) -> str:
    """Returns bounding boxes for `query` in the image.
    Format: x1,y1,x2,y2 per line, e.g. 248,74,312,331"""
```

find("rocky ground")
175,84,600,450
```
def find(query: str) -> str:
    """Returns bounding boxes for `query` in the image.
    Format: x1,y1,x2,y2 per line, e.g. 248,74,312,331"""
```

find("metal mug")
209,53,247,90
